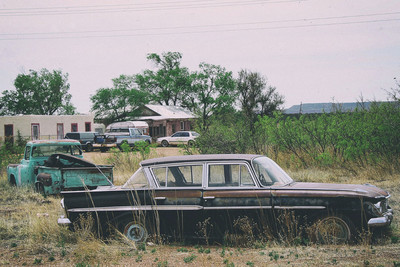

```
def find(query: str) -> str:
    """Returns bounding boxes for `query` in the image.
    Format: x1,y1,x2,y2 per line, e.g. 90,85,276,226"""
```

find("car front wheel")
313,215,353,244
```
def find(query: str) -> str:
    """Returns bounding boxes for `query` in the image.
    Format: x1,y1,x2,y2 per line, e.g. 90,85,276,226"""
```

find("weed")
135,254,143,262
246,261,254,267
157,260,168,267
183,254,196,263
391,236,399,244
195,217,213,245
33,258,42,265
177,247,189,252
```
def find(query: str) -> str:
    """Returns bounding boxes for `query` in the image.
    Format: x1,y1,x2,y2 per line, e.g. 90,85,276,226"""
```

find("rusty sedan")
58,154,393,244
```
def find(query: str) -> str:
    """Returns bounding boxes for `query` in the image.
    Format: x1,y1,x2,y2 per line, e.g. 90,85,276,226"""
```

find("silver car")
157,131,199,147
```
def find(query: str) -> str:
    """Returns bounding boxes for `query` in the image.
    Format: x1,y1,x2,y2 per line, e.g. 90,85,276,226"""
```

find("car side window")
152,165,202,187
182,132,189,137
208,164,255,187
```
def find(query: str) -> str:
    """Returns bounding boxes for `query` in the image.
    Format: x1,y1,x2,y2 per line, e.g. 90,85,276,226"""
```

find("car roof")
141,154,262,166
27,139,81,145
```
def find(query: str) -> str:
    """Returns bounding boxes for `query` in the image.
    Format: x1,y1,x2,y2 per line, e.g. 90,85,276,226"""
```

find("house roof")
284,102,382,114
136,104,195,121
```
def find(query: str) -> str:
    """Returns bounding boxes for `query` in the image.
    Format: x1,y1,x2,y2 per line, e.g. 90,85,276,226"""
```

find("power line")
1,17,399,41
0,0,307,16
1,11,399,36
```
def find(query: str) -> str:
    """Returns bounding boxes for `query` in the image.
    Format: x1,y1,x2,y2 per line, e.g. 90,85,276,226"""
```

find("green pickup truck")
7,139,113,195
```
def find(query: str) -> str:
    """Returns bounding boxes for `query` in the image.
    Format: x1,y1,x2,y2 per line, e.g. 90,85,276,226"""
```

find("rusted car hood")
273,182,389,199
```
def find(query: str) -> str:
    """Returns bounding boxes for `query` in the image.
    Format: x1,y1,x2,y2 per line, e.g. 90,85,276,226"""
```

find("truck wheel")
313,215,353,244
9,176,16,186
85,143,93,152
122,222,148,243
161,140,169,147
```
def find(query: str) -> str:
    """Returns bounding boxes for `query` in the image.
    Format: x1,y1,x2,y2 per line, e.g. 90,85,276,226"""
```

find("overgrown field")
0,148,399,266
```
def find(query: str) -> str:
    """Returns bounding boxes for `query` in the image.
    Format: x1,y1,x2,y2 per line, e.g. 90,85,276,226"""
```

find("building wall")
0,114,94,142
147,119,193,138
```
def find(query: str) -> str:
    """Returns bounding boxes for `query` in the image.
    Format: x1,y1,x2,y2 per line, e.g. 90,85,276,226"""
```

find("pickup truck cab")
7,139,113,195
105,128,152,148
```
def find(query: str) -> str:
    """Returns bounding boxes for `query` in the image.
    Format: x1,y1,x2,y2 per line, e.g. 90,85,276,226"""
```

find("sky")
0,0,399,114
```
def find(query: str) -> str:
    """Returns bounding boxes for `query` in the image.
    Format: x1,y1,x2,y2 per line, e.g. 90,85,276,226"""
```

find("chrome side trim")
67,205,327,213
203,206,272,210
274,206,326,210
67,205,203,213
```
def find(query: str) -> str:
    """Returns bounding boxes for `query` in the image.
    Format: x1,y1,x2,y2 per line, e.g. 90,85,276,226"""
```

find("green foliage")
0,142,24,176
183,254,196,263
0,68,75,115
135,52,190,106
90,75,149,124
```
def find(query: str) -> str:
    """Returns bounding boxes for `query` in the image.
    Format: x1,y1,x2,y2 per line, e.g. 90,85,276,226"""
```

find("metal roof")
140,154,262,166
284,102,381,114
136,104,195,121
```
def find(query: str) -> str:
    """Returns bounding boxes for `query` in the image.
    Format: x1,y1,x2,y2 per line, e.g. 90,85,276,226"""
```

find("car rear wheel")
188,140,195,146
161,140,169,147
123,222,148,243
313,215,353,244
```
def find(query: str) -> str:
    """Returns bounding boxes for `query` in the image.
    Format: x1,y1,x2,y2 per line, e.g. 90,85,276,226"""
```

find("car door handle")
203,196,215,200
154,197,166,200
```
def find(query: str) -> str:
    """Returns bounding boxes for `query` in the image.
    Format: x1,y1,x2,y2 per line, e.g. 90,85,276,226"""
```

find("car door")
169,132,182,145
202,161,272,235
149,163,204,238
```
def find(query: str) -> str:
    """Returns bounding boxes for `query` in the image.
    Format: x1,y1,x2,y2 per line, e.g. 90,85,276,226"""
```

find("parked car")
65,132,99,152
58,154,393,244
156,131,199,147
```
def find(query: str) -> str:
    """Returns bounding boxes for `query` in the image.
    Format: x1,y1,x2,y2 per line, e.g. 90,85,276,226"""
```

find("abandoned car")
58,154,393,244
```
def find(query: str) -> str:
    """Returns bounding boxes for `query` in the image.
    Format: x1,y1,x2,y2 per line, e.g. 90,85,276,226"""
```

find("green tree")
135,52,191,106
0,68,75,115
90,75,149,124
185,63,237,130
237,69,284,153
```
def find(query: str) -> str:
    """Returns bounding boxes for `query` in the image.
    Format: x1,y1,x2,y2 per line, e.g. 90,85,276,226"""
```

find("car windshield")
252,156,293,186
31,144,82,158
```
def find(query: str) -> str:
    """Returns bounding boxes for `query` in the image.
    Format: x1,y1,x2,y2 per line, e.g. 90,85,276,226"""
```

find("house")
0,114,95,144
135,104,196,138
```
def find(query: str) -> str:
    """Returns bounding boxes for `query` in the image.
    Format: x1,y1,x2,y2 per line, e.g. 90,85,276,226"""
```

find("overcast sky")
1,0,399,114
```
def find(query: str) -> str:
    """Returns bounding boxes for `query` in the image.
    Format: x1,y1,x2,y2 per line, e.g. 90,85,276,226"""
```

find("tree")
90,75,149,124
185,63,237,130
237,69,284,153
0,68,75,115
135,52,191,106
237,69,284,120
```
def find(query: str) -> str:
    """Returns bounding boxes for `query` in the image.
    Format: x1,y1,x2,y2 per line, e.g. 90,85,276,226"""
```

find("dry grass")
0,148,399,266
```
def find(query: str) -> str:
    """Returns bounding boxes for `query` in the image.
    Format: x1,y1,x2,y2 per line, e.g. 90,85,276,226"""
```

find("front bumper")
368,209,393,227
58,215,71,225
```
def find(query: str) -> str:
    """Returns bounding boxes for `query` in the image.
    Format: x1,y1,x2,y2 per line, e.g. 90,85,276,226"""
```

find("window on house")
85,122,91,132
57,123,64,139
71,123,78,132
31,124,40,140
180,121,185,130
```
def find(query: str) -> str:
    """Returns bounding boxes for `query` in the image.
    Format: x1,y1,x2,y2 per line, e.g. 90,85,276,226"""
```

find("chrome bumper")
58,215,71,225
368,209,393,227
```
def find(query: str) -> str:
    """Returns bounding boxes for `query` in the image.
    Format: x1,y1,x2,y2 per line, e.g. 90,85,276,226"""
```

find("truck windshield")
31,145,82,158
